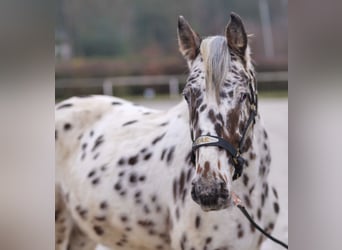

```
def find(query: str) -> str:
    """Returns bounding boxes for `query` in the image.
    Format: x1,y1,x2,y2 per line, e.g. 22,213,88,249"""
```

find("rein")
190,78,288,249
232,193,288,249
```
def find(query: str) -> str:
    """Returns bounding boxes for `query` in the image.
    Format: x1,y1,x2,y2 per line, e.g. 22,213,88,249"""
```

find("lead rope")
232,193,288,249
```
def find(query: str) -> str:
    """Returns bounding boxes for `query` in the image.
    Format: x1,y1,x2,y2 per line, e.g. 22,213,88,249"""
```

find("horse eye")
183,93,189,103
240,93,247,102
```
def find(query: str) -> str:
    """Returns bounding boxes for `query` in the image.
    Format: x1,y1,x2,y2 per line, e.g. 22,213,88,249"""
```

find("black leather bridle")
191,78,258,181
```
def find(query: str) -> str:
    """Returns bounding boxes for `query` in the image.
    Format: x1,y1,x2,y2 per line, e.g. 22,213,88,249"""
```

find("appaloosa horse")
55,13,280,250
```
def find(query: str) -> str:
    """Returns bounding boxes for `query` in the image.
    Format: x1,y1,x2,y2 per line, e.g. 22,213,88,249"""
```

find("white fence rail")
56,71,287,97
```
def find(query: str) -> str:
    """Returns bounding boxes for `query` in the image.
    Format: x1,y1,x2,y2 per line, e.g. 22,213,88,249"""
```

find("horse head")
178,13,258,211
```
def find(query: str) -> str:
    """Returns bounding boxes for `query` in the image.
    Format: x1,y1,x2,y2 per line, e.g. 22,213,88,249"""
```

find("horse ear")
226,12,248,56
177,16,201,61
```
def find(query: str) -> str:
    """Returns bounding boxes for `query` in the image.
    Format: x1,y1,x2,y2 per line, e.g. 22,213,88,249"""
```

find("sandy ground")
97,98,288,250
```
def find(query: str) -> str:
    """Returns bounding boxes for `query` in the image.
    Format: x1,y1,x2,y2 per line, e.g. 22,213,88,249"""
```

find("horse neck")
164,100,192,147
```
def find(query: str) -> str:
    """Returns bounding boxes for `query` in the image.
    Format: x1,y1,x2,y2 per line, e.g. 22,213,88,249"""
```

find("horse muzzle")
191,179,231,211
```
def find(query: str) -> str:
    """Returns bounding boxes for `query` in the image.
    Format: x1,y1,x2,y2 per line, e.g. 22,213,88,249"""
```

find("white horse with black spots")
55,13,280,250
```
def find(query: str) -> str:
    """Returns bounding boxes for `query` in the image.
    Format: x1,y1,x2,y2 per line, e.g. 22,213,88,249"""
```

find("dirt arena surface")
97,98,288,250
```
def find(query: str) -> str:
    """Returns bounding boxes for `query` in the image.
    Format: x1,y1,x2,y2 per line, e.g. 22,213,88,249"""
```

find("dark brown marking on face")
216,113,224,125
249,152,256,160
139,175,146,182
225,107,241,147
200,104,207,112
152,133,166,145
112,101,122,105
195,128,202,139
208,109,216,123
193,110,199,128
228,91,233,98
195,97,203,108
215,123,223,137
203,161,210,178
220,91,227,99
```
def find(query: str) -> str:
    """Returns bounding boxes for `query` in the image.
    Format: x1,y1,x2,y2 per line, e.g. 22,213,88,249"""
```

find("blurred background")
55,2,288,249
55,0,287,100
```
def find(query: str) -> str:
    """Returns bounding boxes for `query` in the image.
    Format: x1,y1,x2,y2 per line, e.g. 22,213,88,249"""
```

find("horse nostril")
220,192,229,199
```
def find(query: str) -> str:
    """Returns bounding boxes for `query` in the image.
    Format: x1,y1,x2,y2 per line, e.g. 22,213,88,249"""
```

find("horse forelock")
200,36,230,99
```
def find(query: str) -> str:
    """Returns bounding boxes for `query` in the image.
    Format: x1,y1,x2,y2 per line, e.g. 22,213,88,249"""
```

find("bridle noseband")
191,78,258,181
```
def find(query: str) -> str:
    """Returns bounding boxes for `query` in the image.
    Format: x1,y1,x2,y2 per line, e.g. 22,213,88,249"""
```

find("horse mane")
200,36,230,99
